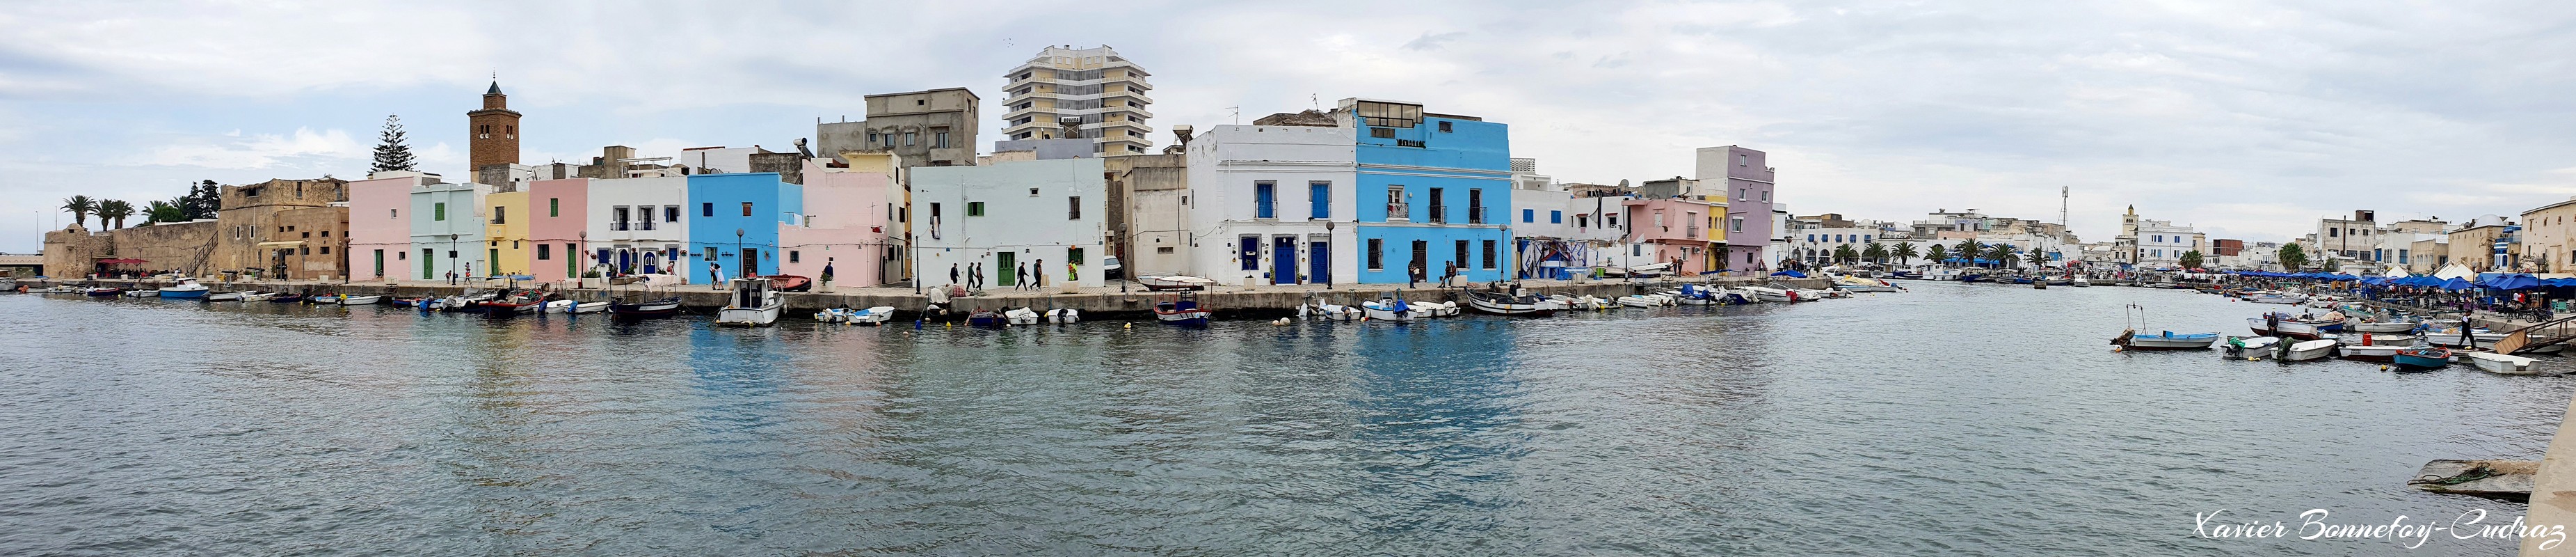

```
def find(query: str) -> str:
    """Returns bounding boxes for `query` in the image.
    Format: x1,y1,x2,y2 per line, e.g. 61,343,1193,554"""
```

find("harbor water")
3,282,2571,555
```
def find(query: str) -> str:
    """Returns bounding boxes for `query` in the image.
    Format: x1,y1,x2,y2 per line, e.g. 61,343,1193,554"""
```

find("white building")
1511,188,1637,276
911,157,1111,288
1180,124,1359,286
584,175,692,276
2132,219,2202,269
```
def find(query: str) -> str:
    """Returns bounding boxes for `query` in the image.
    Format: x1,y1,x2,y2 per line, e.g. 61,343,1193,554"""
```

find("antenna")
1311,94,1320,111
2060,186,2069,227
1228,105,1241,124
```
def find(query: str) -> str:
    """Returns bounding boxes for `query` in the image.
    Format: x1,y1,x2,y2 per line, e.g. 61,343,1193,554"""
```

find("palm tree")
1990,243,2020,269
1832,244,1858,265
144,199,186,224
95,199,134,229
1892,242,1917,265
1953,240,1981,267
1926,244,1947,263
60,195,95,229
1862,243,1888,265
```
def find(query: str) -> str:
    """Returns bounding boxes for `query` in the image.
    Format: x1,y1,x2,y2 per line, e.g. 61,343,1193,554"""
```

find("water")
2,283,2570,555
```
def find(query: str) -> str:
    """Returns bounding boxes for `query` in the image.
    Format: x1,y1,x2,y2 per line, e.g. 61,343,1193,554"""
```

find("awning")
256,241,307,248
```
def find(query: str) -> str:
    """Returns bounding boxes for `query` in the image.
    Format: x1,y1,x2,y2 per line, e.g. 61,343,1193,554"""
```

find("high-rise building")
467,81,521,172
1000,46,1155,155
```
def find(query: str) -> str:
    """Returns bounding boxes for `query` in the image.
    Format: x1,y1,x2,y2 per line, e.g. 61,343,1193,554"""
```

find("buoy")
1123,322,1133,329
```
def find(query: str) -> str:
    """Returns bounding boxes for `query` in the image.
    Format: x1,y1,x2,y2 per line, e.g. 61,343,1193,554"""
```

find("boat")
2222,336,2282,359
2392,347,2453,370
609,296,682,317
571,301,609,313
0,278,14,291
1833,276,1899,292
2345,320,2419,334
1663,285,1713,305
2337,334,2418,347
477,291,544,315
239,292,276,301
1600,262,1672,278
1005,307,1041,326
1548,294,1613,309
2246,292,2305,304
815,306,858,322
1135,275,1217,291
1411,299,1460,317
2246,315,2328,340
2339,345,2406,362
122,289,157,297
158,278,209,299
81,287,121,297
269,294,305,303
2282,339,2338,361
1464,289,1558,317
1361,298,1412,321
2426,329,2509,350
966,310,1006,328
2467,352,2544,375
2113,304,2222,350
716,278,783,327
207,291,247,301
842,306,898,324
762,274,813,292
389,297,424,307
542,299,577,313
1741,286,1795,303
1885,270,1923,280
1304,302,1363,321
2042,276,2074,286
339,295,383,305
2072,276,2092,287
1615,295,1663,308
1154,296,1213,326
309,295,342,304
1042,308,1078,324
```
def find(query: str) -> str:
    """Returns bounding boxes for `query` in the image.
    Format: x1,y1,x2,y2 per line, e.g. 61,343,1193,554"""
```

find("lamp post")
735,228,745,278
1324,221,1335,290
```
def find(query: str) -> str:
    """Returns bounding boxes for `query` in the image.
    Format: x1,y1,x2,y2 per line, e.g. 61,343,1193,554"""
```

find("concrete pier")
2525,396,2576,556
29,276,1834,321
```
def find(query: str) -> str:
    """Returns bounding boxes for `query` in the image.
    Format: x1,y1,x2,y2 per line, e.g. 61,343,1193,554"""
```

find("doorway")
1309,240,1330,285
1272,236,1297,284
739,248,760,277
996,251,1016,287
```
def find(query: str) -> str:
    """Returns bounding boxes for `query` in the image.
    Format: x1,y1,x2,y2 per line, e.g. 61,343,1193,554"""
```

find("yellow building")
483,189,531,277
1001,45,1155,154
2522,197,2576,273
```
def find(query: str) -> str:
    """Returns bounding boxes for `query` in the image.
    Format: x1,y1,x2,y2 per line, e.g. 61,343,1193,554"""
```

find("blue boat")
157,278,209,299
2392,347,2451,371
1155,297,1212,327
1959,274,1987,283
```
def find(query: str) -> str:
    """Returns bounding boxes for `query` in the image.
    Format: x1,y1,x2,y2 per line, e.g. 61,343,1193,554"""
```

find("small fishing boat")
1154,296,1213,326
2337,334,2418,347
1832,276,1900,292
339,295,383,306
1005,307,1041,326
1042,308,1079,324
818,306,896,324
1304,302,1362,321
1615,295,1663,308
122,289,157,297
1135,275,1217,291
570,301,608,313
1885,270,1923,280
159,278,209,299
542,299,577,313
2467,352,2543,375
239,292,276,301
2072,276,2092,287
2426,329,2509,350
2345,320,2419,334
1741,286,1795,304
2222,336,2282,359
2282,339,2338,361
207,291,248,301
2042,276,2074,286
2113,304,2221,350
1464,289,1558,317
966,309,1007,328
2339,345,2406,362
477,291,544,315
1600,262,1672,278
814,306,858,322
309,294,342,304
1361,298,1411,322
2246,315,2328,340
269,294,305,303
1548,293,1613,309
1411,299,1460,317
82,287,122,297
2392,347,2453,370
716,278,783,327
609,296,682,317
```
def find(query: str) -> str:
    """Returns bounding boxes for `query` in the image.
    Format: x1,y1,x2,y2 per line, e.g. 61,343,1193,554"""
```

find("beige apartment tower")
1001,45,1154,155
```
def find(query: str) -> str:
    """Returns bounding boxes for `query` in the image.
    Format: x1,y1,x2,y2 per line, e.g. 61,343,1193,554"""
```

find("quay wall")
32,276,1831,321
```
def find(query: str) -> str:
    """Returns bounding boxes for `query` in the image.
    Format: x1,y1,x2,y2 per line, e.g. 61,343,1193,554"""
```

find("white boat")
715,278,783,327
122,289,158,297
339,295,383,305
2336,334,2417,346
1042,308,1079,324
2222,336,2282,358
817,305,897,324
814,307,856,322
207,291,246,301
1615,295,1663,308
571,301,609,313
1741,286,1795,303
2339,345,2406,362
1832,276,1900,292
1464,290,1558,316
2246,317,2328,340
543,299,576,313
2246,292,2305,304
1135,275,1217,291
2345,320,2419,334
2426,329,2509,350
158,278,209,299
1599,262,1672,277
2283,339,2338,361
1410,299,1459,317
1004,307,1041,326
2467,352,2544,375
1361,298,1413,321
310,295,343,304
1548,294,1612,310
2072,276,2092,287
1305,302,1361,321
239,292,276,301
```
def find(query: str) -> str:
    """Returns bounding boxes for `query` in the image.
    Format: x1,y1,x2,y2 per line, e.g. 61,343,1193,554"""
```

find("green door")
372,249,383,278
490,249,500,277
995,251,1016,287
566,244,577,278
422,248,434,279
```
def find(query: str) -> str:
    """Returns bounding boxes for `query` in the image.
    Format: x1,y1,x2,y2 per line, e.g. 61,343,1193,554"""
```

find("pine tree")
371,114,417,174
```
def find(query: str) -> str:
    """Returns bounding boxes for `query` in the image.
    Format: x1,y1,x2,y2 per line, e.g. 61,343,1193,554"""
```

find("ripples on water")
1,283,2569,555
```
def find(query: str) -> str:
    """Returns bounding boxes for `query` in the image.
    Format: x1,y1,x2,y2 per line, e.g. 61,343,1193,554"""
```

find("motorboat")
2467,352,2544,375
2113,330,2222,350
1885,270,1923,280
1600,262,1671,278
1464,289,1558,317
1005,307,1041,326
609,296,682,317
1663,285,1714,305
1304,302,1363,321
2072,276,2092,287
1741,286,1795,304
1410,299,1460,317
2246,315,2328,340
309,295,342,304
2392,347,2453,370
2246,292,2305,304
762,274,813,292
1136,275,1217,291
2282,339,2338,361
543,299,577,313
2222,336,2282,359
1548,294,1613,310
2336,334,2418,347
1615,295,1663,308
158,278,209,299
1042,308,1079,324
1833,276,1900,292
815,305,894,324
269,294,305,303
1361,298,1412,322
2345,320,2419,334
1154,297,1213,326
2426,329,2509,350
339,295,383,306
716,278,783,327
2339,345,2406,362
122,289,157,297
477,291,544,315
571,301,609,313
239,292,276,301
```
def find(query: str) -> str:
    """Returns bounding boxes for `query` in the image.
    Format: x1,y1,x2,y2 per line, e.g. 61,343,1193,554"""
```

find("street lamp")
735,228,745,278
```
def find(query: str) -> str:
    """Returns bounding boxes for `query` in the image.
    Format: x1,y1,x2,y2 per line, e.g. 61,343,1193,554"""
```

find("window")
703,203,714,217
664,205,679,222
321,230,330,237
320,246,330,255
1455,240,1469,269
302,231,311,238
1577,214,1590,228
1551,211,1562,224
1737,189,1746,201
2328,228,2339,237
1481,240,1496,269
867,132,878,143
1738,153,1748,166
742,202,753,217
1369,127,1395,139
1029,188,1040,197
538,244,551,260
390,208,398,219
433,203,445,221
1254,182,1276,219
549,198,559,217
1367,238,1384,270
613,207,631,230
1428,188,1446,223
904,132,917,146
1310,182,1331,219
968,202,985,217
933,129,951,148
492,206,506,224
1760,191,1768,202
1438,121,1453,132
1386,186,1407,219
1523,208,1535,223
1069,196,1082,220
1241,236,1261,271
790,251,801,263
1157,246,1174,254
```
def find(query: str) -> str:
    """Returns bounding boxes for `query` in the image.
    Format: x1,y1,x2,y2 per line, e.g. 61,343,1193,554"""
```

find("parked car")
1101,256,1125,280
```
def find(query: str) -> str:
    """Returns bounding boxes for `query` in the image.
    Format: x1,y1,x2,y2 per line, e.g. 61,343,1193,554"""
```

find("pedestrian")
821,258,835,292
1407,260,1423,288
1068,260,1079,283
1016,262,1030,290
950,263,961,287
710,261,723,290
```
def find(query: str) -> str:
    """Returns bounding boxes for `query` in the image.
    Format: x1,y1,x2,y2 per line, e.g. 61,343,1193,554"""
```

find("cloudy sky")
5,1,2574,253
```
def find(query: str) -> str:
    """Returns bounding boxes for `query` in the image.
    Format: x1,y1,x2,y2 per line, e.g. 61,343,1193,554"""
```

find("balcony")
610,221,630,231
1428,205,1447,223
1386,203,1409,221
638,220,656,231
1467,206,1485,225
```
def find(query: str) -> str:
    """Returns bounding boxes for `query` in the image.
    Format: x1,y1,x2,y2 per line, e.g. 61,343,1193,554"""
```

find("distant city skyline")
8,1,2576,253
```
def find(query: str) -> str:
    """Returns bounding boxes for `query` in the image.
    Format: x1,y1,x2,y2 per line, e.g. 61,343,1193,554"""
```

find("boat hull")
2283,340,2338,361
717,306,783,327
2346,322,2418,334
2120,331,2221,350
158,288,208,299
2392,349,2452,370
2468,352,2543,375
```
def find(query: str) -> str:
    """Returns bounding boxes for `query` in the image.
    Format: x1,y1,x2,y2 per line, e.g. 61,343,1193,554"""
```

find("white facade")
1181,125,1359,285
2132,219,2201,269
1512,189,1637,272
680,147,760,173
911,157,1111,288
1791,227,1888,265
584,176,691,276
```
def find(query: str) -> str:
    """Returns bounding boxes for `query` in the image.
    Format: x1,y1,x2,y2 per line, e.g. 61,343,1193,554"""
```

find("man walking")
821,258,835,293
709,261,724,290
1034,259,1046,289
1016,262,1030,291
950,263,961,287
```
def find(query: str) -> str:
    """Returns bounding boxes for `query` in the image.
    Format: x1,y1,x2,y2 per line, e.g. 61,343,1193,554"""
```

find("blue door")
1240,237,1261,271
1309,240,1330,285
616,250,632,274
1273,237,1297,284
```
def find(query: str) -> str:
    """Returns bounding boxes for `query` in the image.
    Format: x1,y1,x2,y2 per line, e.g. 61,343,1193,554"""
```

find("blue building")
1344,98,1514,284
685,173,803,280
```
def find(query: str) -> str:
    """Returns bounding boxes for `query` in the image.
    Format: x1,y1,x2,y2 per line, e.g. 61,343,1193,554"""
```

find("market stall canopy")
2383,266,2409,278
2441,277,2481,290
2434,263,2477,280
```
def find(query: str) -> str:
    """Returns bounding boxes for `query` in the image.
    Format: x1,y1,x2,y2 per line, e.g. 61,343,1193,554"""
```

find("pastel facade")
527,178,590,283
409,180,492,280
1622,197,1726,274
1182,124,1359,285
1697,146,1775,269
911,157,1110,288
586,176,691,277
778,156,901,285
685,173,803,281
347,173,433,282
482,189,531,277
1345,98,1514,284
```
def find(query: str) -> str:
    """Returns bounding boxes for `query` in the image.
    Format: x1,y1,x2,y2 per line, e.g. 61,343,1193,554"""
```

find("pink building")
527,178,590,283
1624,197,1726,276
777,155,899,286
346,172,429,282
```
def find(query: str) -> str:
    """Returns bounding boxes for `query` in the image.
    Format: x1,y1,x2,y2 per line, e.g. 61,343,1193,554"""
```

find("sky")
5,1,2575,253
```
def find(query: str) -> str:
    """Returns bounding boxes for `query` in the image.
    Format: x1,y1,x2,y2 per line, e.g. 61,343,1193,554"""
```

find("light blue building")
407,180,490,280
685,173,803,281
1344,98,1514,284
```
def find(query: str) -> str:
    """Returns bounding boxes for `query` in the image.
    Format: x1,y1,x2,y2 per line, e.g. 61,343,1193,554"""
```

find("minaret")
467,79,522,172
2120,204,2138,237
